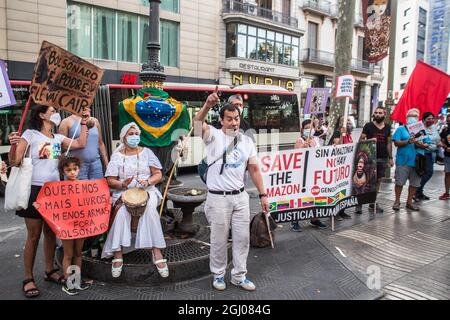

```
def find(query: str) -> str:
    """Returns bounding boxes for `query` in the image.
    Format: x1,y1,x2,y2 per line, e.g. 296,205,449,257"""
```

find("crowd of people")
1,93,450,298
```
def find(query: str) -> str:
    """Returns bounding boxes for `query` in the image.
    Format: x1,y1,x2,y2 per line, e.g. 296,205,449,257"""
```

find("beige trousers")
204,191,250,282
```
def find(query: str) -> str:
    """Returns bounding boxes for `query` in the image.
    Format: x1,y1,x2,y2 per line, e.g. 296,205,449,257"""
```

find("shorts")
376,159,388,180
16,185,43,219
445,156,450,173
394,165,421,188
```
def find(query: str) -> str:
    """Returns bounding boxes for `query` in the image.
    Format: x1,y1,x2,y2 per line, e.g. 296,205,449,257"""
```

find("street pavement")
0,160,449,300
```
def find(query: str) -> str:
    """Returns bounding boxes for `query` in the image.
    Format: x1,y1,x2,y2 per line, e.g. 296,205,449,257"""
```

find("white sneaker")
231,278,256,291
212,277,226,291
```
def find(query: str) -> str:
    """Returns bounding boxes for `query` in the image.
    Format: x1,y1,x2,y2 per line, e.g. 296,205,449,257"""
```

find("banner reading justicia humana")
260,141,377,223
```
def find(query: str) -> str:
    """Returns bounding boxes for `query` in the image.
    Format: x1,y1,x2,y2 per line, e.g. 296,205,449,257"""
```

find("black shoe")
62,283,79,296
291,222,302,232
309,220,328,229
355,205,363,214
421,194,430,200
75,279,92,291
339,212,352,219
369,203,384,213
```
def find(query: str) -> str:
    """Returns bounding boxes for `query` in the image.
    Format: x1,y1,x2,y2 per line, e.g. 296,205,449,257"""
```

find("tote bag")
4,142,33,211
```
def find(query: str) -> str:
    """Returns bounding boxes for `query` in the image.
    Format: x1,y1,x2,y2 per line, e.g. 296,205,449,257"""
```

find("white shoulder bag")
4,138,33,211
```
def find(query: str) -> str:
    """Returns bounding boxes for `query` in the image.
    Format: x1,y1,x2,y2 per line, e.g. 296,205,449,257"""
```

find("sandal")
392,202,400,211
44,268,65,285
22,278,40,298
406,203,420,211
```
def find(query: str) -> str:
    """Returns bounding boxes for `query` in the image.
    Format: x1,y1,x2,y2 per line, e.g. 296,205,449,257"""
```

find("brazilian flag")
119,87,191,147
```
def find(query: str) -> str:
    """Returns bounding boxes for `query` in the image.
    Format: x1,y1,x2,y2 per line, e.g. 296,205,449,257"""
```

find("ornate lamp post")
140,0,166,88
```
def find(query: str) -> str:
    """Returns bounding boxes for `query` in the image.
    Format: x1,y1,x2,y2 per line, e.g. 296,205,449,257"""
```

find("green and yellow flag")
119,87,191,147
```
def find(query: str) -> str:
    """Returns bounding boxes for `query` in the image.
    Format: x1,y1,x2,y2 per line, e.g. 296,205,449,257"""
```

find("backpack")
249,212,277,248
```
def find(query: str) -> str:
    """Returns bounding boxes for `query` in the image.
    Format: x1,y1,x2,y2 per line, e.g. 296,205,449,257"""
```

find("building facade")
1,0,383,125
379,0,430,107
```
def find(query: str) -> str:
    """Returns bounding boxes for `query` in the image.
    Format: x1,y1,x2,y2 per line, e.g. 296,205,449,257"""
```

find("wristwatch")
258,193,267,199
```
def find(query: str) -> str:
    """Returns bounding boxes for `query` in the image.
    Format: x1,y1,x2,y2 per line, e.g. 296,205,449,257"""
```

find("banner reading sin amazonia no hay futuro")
260,141,377,223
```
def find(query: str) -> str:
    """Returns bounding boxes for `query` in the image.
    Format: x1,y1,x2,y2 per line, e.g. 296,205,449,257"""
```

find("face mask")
407,117,417,125
303,129,311,137
49,113,61,126
126,135,140,148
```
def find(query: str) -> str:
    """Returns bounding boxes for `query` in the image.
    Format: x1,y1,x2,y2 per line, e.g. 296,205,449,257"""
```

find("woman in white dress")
102,122,168,278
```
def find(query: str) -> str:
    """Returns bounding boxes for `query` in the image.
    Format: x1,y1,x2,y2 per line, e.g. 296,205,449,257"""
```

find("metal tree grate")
122,240,210,264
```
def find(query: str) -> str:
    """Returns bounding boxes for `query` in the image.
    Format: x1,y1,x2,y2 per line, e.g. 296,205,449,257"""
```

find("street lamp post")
140,0,166,88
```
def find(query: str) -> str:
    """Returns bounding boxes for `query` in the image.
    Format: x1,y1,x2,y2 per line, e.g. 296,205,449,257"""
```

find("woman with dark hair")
414,112,441,201
8,105,89,298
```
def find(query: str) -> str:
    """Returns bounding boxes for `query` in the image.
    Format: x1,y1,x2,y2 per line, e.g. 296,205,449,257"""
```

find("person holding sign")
194,93,269,292
290,119,328,232
392,108,429,211
33,156,93,296
358,106,394,214
414,112,441,201
8,104,89,298
101,122,168,279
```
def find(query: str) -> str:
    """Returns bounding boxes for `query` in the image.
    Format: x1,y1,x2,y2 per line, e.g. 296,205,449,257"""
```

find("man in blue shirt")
392,108,428,211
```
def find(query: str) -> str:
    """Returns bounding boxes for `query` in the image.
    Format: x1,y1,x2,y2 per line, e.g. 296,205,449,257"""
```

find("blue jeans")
78,158,104,180
417,153,434,195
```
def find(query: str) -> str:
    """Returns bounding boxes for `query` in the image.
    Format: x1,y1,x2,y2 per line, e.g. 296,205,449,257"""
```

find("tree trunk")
327,0,356,142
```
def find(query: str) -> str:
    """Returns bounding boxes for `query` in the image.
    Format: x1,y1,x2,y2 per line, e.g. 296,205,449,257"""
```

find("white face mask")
49,113,61,126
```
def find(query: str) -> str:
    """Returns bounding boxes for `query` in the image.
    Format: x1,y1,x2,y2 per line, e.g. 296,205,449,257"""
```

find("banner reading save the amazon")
260,141,377,222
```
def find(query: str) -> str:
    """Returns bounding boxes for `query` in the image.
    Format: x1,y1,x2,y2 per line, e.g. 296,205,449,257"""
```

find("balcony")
351,58,374,74
302,0,337,19
301,48,335,67
222,0,298,29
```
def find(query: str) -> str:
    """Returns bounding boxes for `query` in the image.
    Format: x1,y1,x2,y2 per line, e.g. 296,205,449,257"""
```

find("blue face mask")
407,117,418,125
126,135,140,148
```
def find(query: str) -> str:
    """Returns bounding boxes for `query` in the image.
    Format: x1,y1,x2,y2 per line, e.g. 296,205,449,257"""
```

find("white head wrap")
115,122,141,153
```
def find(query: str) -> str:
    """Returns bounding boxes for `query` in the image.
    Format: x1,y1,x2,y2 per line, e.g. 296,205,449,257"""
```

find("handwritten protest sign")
303,88,330,115
30,41,104,115
0,60,16,108
36,179,111,240
335,75,355,98
260,141,377,222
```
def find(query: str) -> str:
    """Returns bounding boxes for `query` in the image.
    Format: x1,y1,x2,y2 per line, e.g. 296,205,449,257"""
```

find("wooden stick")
65,119,81,156
332,215,335,231
264,213,274,248
159,127,195,217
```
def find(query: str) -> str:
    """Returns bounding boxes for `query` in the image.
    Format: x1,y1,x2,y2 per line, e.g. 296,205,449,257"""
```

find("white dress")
101,147,166,259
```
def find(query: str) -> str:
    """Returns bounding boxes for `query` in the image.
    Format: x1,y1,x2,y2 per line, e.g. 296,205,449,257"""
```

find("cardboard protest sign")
335,75,355,98
0,60,16,108
30,41,104,115
260,141,377,222
36,179,111,240
406,121,426,138
303,88,330,115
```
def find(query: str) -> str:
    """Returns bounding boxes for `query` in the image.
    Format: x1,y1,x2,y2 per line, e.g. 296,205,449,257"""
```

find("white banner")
260,141,377,222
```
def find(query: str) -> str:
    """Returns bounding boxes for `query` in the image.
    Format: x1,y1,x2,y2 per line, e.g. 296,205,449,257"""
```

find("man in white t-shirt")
194,93,269,292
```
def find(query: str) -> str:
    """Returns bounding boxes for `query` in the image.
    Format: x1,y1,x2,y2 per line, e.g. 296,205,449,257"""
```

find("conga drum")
122,188,149,232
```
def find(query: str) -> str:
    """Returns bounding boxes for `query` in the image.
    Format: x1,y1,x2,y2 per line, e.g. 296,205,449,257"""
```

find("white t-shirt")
21,129,65,186
105,147,162,203
205,126,257,191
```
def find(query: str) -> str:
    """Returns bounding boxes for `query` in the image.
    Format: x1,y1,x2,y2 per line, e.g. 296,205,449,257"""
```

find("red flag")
391,61,450,123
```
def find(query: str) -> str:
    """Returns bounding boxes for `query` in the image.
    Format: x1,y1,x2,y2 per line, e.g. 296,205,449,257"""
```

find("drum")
122,188,149,217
